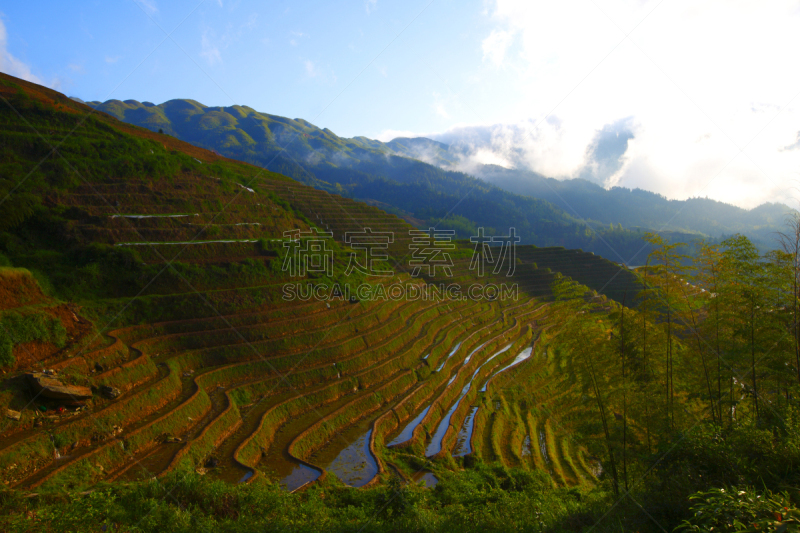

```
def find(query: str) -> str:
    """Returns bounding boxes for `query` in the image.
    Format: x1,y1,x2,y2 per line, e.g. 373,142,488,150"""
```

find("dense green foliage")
0,310,67,367
536,230,800,530
677,487,800,532
0,464,596,532
0,76,303,306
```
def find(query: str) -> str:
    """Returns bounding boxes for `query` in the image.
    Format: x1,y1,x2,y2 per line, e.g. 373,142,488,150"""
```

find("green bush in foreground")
677,487,800,533
0,464,594,533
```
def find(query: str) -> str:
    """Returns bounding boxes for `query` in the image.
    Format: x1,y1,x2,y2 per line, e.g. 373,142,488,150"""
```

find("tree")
719,234,782,425
551,275,621,495
777,212,800,385
692,241,726,423
641,233,688,432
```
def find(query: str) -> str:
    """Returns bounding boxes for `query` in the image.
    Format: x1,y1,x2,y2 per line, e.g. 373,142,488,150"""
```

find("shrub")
0,337,13,367
0,310,68,367
677,487,800,532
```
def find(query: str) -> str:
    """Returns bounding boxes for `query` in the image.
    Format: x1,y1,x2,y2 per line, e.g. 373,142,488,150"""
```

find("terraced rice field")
1,173,624,493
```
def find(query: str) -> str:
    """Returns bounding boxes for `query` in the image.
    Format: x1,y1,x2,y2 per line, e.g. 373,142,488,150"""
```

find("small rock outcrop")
26,372,93,401
99,385,121,400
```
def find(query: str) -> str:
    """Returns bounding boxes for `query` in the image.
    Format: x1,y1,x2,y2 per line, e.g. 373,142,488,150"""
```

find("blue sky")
3,1,800,208
0,0,501,138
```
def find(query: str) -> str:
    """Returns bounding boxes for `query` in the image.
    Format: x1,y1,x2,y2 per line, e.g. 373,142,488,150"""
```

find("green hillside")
86,98,664,265
0,72,642,498
4,73,800,533
88,97,792,259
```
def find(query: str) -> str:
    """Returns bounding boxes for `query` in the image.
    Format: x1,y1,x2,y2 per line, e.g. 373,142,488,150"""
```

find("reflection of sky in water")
279,463,320,491
462,340,490,366
435,341,463,371
388,406,431,446
413,471,439,488
539,431,551,465
325,429,378,487
521,435,532,457
427,343,512,456
453,406,478,457
480,347,533,392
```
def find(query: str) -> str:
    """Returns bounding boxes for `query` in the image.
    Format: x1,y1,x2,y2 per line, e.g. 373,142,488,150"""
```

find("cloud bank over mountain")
378,0,800,210
419,116,638,190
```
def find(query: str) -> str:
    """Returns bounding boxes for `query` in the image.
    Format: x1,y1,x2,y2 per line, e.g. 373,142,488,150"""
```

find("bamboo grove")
547,220,800,497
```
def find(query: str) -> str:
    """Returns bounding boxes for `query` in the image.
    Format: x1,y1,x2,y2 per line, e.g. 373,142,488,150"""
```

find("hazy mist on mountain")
87,98,794,256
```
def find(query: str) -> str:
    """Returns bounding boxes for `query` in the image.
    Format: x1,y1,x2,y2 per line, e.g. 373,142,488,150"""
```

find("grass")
545,419,568,486
0,72,625,517
169,391,242,469
525,411,547,472
0,309,68,367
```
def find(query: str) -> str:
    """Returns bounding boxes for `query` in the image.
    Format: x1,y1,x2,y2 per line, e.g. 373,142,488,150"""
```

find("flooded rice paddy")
388,405,432,446
521,434,532,457
311,416,379,488
479,346,533,392
452,406,478,457
412,471,439,487
426,343,513,456
280,463,320,491
435,341,463,372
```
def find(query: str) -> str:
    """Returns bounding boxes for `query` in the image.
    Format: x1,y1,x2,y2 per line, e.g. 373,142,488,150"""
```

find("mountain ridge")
84,96,792,258
382,136,795,243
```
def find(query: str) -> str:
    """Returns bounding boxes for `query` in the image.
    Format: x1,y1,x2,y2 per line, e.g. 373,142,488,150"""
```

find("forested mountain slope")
86,98,667,264
88,97,792,257
391,136,795,249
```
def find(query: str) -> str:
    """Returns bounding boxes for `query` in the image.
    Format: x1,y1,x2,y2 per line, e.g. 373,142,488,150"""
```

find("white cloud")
105,55,121,64
290,31,308,46
481,29,513,67
199,17,258,66
472,148,512,168
459,0,800,208
134,0,158,16
365,0,377,15
200,30,222,65
782,132,800,152
374,128,432,142
0,18,43,84
302,59,336,84
432,91,459,119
